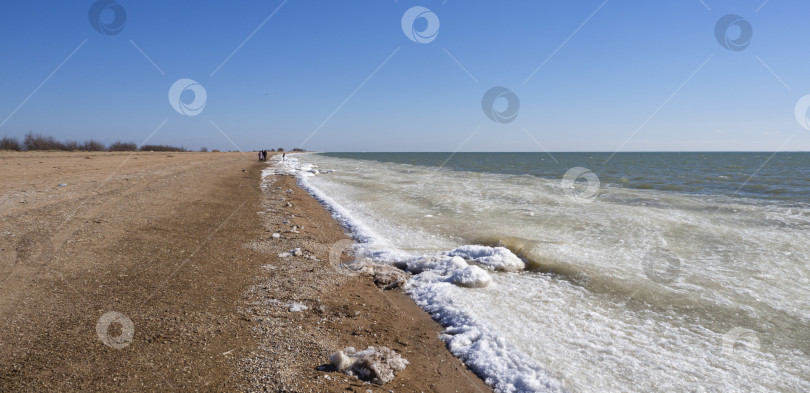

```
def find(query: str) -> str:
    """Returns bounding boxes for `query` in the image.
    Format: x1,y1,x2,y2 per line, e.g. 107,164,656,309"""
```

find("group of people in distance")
258,150,285,162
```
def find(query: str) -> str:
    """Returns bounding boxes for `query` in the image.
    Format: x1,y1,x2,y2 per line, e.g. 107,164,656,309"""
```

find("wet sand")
0,151,490,392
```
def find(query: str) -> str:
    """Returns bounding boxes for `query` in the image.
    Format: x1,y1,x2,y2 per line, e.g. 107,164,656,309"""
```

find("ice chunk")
450,265,492,288
444,245,525,271
329,349,354,370
329,346,409,385
405,255,468,274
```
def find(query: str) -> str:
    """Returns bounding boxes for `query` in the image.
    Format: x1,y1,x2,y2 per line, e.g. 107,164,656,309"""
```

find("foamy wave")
266,153,810,392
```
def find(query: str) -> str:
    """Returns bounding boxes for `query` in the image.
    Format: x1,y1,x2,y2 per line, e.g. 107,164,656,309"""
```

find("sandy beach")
0,151,489,392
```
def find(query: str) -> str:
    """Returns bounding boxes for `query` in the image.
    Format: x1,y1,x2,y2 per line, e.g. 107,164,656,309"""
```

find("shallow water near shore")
273,152,810,392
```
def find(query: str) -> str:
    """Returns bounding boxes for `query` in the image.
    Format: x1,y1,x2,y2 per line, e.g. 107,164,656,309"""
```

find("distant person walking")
258,151,263,162
282,153,286,161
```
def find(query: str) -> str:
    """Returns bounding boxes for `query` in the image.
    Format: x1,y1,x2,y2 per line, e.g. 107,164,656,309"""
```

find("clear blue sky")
1,0,809,152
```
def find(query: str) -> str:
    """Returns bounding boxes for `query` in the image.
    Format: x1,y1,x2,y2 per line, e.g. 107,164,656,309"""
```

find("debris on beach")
372,268,409,290
262,298,310,312
329,346,408,385
339,259,409,290
271,233,280,239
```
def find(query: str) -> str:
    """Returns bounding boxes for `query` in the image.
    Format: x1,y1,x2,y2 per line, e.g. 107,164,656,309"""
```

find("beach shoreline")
0,151,489,392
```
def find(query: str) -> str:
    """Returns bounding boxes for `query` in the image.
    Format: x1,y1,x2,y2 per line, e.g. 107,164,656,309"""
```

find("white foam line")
262,155,380,247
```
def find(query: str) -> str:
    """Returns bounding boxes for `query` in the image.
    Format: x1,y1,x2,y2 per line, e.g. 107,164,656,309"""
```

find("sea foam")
262,153,810,392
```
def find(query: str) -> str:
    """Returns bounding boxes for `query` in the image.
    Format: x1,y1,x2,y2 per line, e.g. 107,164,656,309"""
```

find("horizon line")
313,150,810,154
